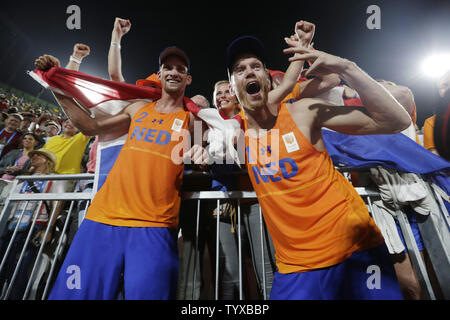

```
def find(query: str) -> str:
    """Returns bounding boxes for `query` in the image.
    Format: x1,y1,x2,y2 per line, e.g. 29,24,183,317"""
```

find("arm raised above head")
284,47,412,134
66,43,90,71
35,53,146,140
269,20,315,106
108,17,131,83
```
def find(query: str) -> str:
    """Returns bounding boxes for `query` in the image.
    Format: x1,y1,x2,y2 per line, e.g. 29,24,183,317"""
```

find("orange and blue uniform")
49,101,190,300
86,101,189,228
244,103,403,299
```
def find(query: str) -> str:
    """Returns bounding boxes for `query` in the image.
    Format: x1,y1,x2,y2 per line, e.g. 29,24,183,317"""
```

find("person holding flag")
34,47,210,299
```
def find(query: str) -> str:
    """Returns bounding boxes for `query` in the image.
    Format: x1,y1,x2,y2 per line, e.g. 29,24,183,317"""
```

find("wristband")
69,55,82,64
111,42,121,49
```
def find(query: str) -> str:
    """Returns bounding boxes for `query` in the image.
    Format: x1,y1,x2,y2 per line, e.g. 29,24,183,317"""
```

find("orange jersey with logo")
244,103,383,273
86,101,190,228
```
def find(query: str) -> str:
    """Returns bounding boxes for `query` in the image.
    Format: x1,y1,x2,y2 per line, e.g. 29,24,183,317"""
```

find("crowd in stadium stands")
0,87,94,299
0,16,449,301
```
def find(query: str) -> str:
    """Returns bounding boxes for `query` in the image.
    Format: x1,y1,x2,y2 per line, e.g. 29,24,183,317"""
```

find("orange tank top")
244,103,383,273
86,101,190,228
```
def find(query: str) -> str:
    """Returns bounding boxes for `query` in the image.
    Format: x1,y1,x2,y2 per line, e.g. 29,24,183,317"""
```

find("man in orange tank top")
226,35,412,299
34,47,210,300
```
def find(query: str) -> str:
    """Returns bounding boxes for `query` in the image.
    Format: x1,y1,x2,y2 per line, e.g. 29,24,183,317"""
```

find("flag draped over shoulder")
29,67,240,191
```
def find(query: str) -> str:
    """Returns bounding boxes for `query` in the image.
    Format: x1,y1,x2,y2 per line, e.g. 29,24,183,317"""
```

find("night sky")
1,0,449,126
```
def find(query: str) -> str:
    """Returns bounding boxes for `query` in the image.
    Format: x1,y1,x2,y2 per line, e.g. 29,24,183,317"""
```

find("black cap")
226,36,267,75
159,46,190,71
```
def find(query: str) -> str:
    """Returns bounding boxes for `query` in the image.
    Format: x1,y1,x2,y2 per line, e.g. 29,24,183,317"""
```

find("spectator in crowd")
0,132,42,181
43,119,90,175
423,117,436,154
29,112,60,141
190,95,210,109
227,34,410,299
423,70,450,156
38,42,91,194
41,121,61,142
18,113,34,134
0,112,8,127
364,81,437,299
0,114,23,160
6,107,18,115
0,132,42,202
0,148,65,300
214,80,244,120
209,79,277,299
0,95,8,111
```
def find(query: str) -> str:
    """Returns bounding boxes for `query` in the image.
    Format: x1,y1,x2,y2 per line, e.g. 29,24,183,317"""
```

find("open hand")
284,47,350,77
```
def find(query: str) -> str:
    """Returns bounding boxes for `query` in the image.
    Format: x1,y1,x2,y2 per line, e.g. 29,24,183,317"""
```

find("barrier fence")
0,169,448,300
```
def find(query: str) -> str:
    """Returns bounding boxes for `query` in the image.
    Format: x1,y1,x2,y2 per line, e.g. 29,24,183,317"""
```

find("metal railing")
0,170,448,300
0,174,94,300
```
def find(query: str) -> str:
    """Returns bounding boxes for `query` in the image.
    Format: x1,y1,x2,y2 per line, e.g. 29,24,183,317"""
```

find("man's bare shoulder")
125,99,152,117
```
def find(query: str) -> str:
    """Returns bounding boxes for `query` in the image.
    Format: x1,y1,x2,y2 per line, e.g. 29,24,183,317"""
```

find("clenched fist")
72,43,90,60
284,20,315,56
35,54,61,71
112,17,131,39
295,20,315,47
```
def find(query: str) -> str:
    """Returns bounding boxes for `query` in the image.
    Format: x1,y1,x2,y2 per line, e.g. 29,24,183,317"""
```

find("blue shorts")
270,244,403,300
48,219,178,300
395,210,425,252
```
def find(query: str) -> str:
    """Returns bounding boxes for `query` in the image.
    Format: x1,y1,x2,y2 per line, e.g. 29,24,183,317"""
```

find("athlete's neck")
245,104,278,135
155,91,185,113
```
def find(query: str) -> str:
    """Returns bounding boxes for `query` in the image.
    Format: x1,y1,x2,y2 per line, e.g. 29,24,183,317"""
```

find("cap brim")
226,36,267,75
159,47,190,70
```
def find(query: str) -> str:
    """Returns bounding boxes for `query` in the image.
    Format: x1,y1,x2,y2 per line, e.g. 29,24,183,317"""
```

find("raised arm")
66,43,90,71
108,17,131,82
35,54,144,140
268,20,315,107
284,47,412,135
298,73,341,99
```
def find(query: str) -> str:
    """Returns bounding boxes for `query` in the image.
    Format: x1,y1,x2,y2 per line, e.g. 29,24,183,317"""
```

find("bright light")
421,53,450,78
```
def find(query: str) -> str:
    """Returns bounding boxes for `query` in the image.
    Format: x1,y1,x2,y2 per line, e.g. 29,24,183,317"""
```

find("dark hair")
7,107,18,114
22,132,43,148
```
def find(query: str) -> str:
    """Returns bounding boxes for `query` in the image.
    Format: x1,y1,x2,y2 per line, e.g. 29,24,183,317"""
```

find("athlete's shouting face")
158,55,192,94
230,54,270,112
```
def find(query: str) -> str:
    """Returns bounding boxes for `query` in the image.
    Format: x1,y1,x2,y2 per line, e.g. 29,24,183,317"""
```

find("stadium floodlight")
421,53,450,78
